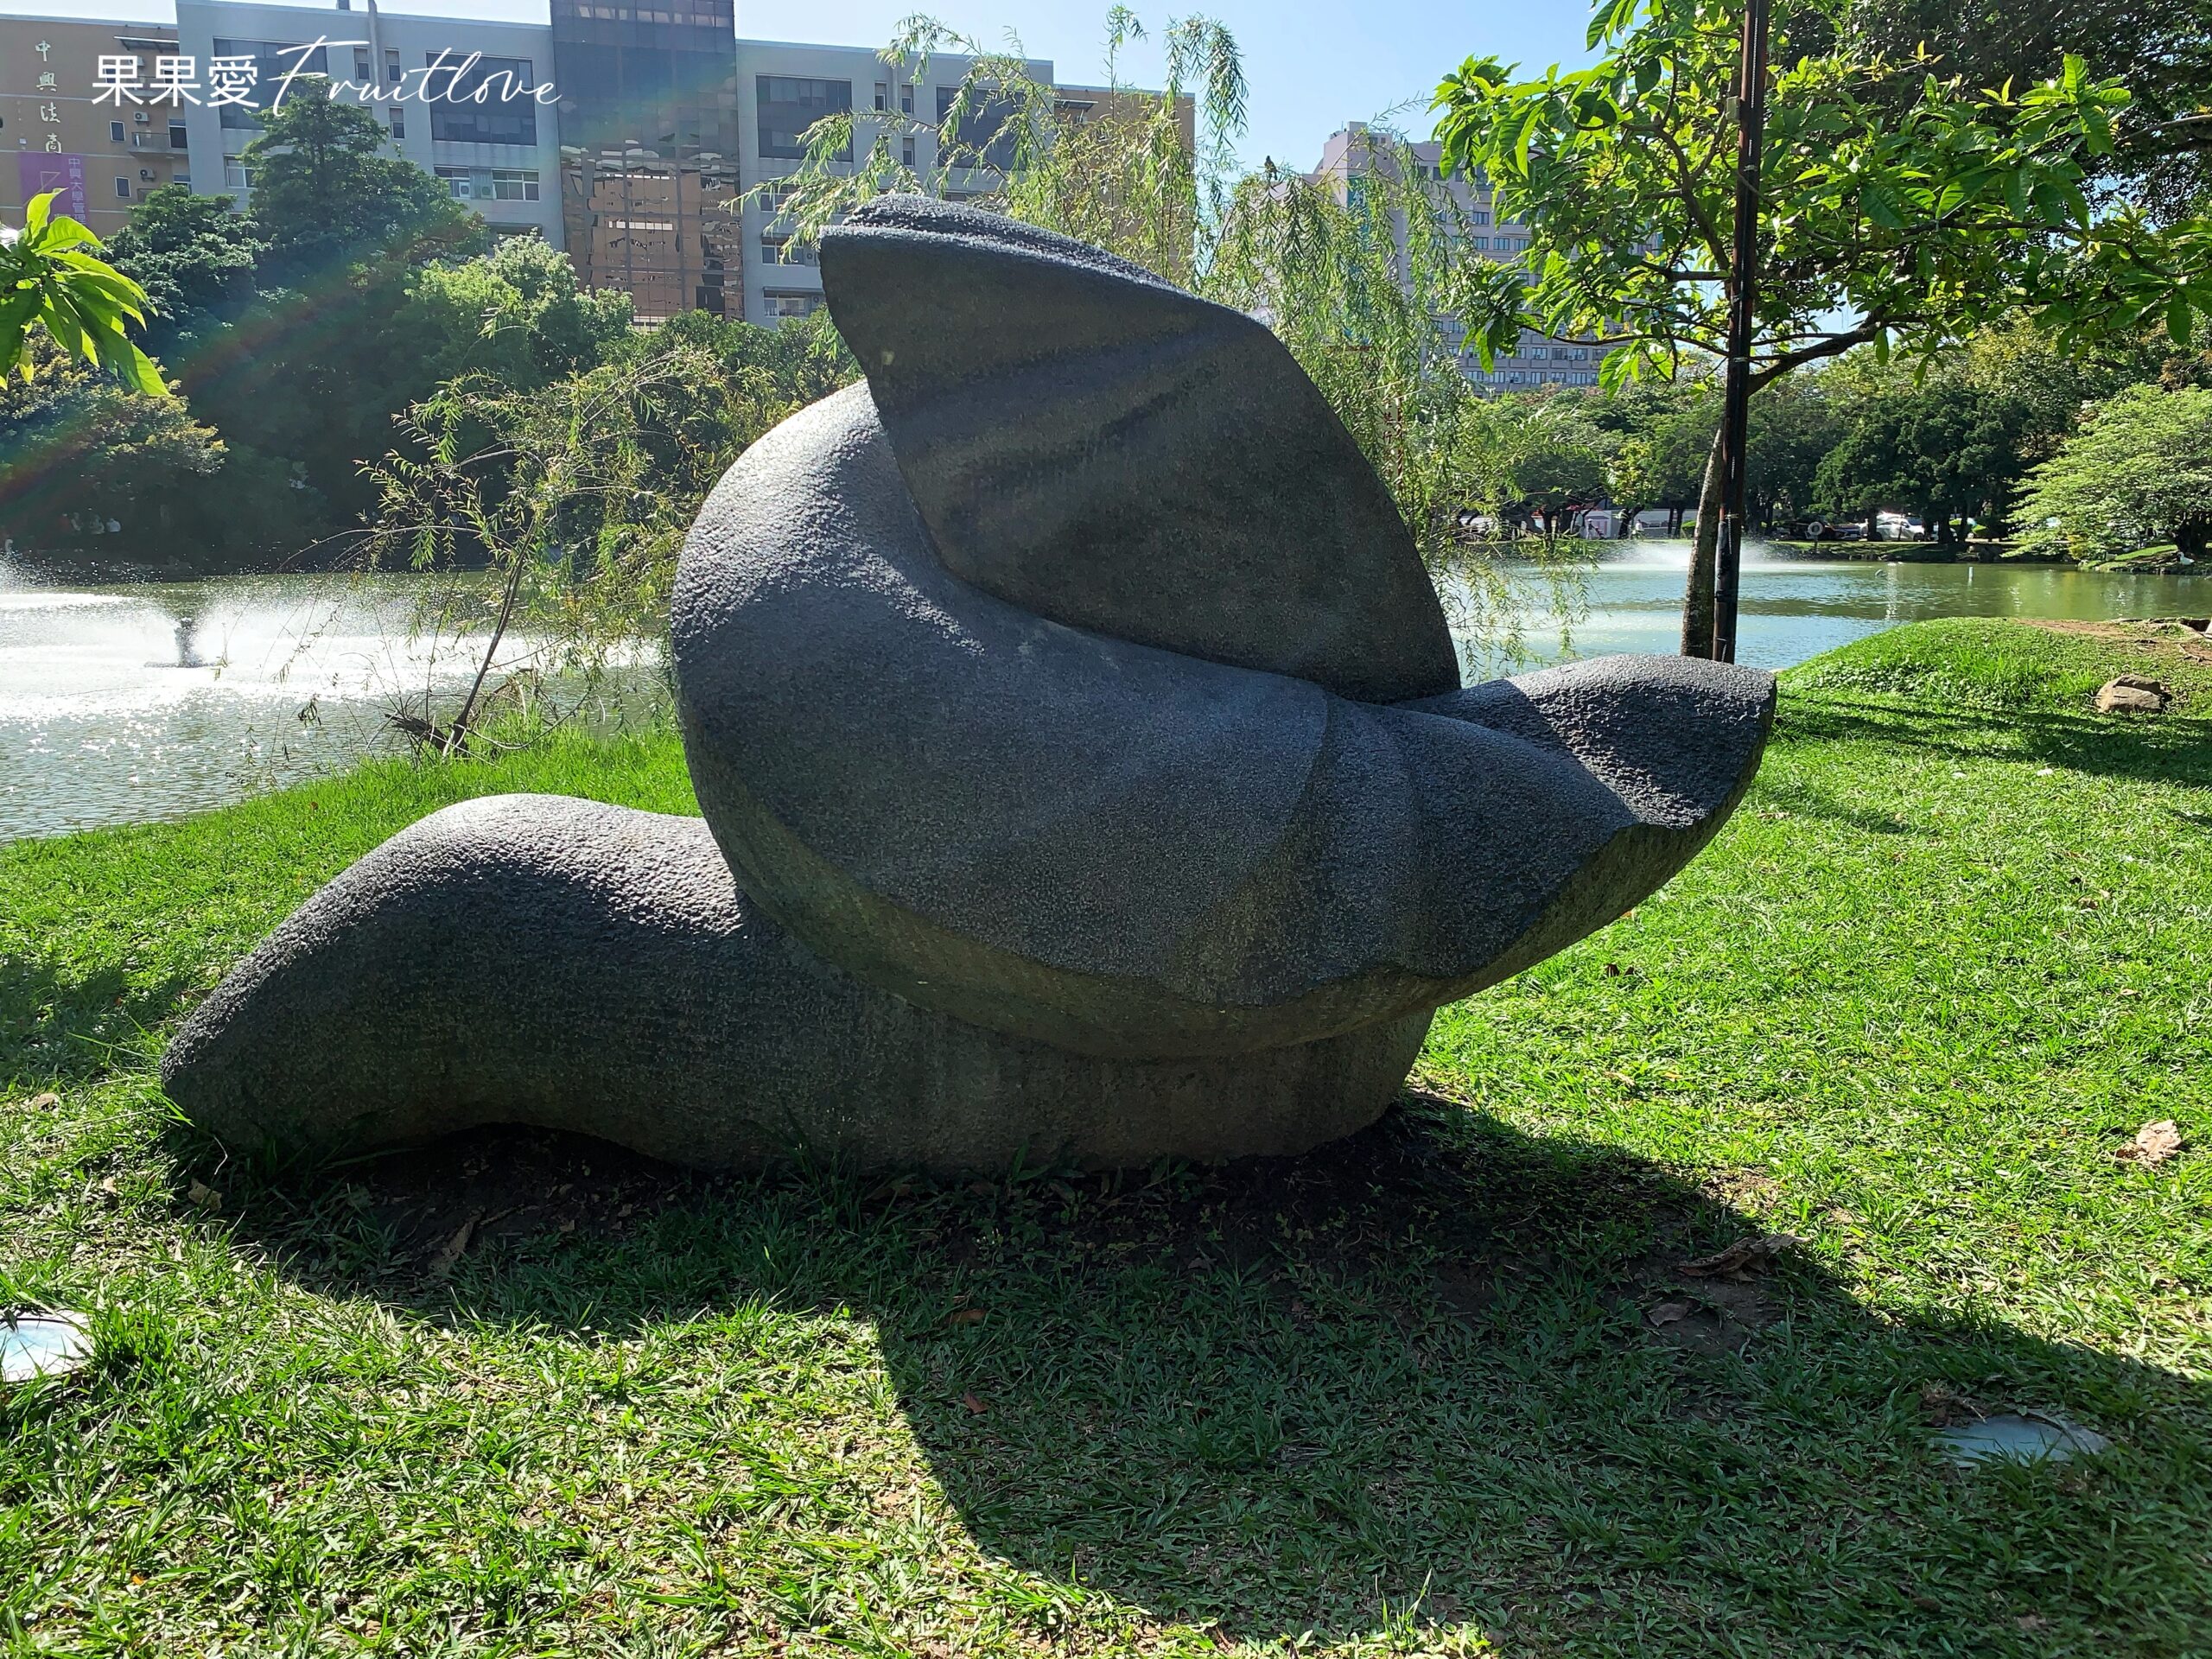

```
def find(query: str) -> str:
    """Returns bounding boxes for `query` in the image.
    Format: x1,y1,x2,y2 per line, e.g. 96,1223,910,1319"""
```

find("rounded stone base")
162,796,1431,1173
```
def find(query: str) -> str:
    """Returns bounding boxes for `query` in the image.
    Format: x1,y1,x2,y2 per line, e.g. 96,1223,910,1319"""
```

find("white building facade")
731,38,1052,327
171,0,564,245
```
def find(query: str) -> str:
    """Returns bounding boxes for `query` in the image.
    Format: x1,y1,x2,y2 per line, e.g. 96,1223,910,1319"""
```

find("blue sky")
4,0,1598,174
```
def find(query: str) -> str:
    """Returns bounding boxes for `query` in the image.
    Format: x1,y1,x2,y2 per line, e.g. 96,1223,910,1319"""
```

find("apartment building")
1312,122,1609,391
1,14,190,237
729,38,1054,327
169,0,565,244
4,1,1169,327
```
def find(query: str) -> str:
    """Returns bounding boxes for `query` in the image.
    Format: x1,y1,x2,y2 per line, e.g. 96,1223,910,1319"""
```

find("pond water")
1475,540,2208,675
0,567,662,842
2,543,2202,842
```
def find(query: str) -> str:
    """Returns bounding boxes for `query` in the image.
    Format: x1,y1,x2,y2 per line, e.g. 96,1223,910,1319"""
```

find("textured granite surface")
162,796,1431,1172
674,384,1775,1058
818,195,1459,703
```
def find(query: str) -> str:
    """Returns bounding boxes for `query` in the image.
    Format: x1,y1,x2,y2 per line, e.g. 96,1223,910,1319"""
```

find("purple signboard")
16,153,89,222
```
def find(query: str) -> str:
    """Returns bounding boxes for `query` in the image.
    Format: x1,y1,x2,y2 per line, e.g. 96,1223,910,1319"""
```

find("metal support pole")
1711,0,1770,663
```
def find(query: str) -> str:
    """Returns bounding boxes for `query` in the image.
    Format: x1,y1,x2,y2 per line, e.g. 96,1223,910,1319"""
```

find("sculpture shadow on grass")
195,1098,2210,1651
1781,696,2212,790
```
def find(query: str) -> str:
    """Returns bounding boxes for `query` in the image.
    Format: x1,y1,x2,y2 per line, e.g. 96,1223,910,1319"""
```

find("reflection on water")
1455,539,2207,677
2,543,2203,841
0,563,663,842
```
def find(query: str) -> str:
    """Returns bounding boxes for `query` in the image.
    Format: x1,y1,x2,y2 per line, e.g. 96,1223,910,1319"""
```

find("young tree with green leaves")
1433,0,2212,650
1,191,165,395
2012,384,2212,559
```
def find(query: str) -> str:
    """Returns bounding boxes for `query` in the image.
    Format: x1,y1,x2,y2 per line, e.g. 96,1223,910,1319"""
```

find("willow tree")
760,10,1580,657
1433,0,2212,651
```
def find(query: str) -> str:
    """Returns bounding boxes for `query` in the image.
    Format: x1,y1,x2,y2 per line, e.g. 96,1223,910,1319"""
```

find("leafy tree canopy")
241,85,483,281
103,185,265,351
0,334,220,544
2013,383,2212,558
1847,0,2212,214
404,233,633,391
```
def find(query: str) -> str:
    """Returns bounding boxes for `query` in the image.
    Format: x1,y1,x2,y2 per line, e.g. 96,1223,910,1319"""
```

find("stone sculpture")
162,197,1776,1173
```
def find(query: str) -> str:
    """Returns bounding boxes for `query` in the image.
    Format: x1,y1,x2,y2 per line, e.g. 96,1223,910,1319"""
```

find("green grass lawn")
3,618,2207,1657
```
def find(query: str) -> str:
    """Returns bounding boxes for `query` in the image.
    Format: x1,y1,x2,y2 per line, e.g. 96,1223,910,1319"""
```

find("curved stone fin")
817,194,1459,703
161,795,1427,1173
1402,653,1778,833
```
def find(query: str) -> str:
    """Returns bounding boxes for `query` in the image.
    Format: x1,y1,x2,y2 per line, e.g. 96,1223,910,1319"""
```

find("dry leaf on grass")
27,1092,60,1110
187,1179,223,1211
2111,1121,2183,1166
1645,1301,1691,1328
1677,1233,1803,1280
426,1213,480,1279
961,1391,988,1415
946,1307,986,1326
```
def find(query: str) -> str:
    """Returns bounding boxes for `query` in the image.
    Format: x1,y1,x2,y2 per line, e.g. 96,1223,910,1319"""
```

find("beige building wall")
2,14,191,238
1312,121,1609,391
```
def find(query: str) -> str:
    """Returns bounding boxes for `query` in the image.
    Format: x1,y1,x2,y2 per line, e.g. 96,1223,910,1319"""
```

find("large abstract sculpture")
162,199,1776,1173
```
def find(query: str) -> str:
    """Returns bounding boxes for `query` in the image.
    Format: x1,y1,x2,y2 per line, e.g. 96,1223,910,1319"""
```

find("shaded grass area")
3,621,2208,1656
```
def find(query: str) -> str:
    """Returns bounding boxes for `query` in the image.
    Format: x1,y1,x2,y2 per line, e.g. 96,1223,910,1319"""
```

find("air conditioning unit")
139,168,155,181
132,110,150,124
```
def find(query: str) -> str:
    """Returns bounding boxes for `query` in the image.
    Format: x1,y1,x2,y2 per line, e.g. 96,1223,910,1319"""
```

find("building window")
354,46,372,82
438,166,542,202
110,120,125,143
115,175,132,199
169,122,188,149
223,161,254,190
757,76,850,161
389,105,405,140
1470,210,1490,226
902,135,916,168
427,54,538,146
760,237,817,266
764,289,823,319
386,48,402,85
937,86,1020,172
874,80,889,111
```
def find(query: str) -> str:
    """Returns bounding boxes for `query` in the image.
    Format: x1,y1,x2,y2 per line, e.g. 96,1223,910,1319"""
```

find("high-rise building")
551,0,740,321
2,14,191,237
170,0,565,245
1312,122,1609,390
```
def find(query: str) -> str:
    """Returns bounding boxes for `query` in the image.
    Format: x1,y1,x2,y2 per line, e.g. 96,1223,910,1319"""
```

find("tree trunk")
1679,425,1726,658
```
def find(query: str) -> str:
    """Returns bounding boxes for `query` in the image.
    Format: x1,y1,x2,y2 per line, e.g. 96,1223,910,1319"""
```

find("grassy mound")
3,620,2207,1656
1789,614,2212,711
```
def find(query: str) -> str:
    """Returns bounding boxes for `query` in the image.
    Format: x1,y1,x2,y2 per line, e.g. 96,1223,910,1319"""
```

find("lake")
3,544,2202,842
0,568,664,843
